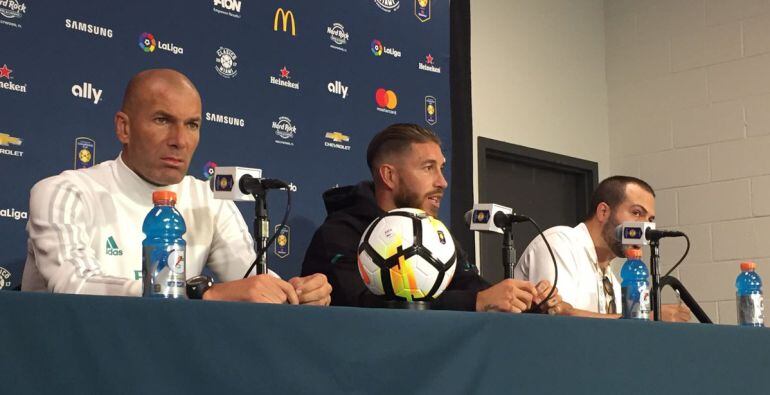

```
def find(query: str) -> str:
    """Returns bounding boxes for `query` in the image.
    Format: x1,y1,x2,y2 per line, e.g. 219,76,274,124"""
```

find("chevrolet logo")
0,133,22,147
273,8,296,36
325,132,349,143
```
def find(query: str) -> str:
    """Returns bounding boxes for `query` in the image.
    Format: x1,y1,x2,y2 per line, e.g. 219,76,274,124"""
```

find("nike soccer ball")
357,208,457,301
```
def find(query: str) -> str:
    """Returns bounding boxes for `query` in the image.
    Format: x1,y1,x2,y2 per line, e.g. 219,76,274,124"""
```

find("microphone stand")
659,276,713,323
502,226,516,279
243,181,269,276
649,239,661,321
254,191,269,275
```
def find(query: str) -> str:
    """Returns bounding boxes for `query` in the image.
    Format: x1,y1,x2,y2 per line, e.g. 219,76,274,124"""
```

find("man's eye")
155,117,168,124
188,122,200,130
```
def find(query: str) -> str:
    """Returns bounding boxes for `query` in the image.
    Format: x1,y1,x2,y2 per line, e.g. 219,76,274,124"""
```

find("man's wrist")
187,275,214,300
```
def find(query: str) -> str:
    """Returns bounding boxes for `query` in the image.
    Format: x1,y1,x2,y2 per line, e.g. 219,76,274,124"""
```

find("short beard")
602,211,626,258
394,187,431,215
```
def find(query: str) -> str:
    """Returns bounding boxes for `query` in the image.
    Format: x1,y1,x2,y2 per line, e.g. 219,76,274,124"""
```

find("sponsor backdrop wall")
0,0,451,289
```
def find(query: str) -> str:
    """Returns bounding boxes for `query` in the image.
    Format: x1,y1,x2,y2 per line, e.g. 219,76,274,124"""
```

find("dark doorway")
477,137,598,283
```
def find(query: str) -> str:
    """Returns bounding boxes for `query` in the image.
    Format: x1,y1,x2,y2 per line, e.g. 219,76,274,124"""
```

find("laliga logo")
138,32,156,52
371,39,401,58
371,39,383,56
138,32,183,55
202,161,217,180
0,208,27,221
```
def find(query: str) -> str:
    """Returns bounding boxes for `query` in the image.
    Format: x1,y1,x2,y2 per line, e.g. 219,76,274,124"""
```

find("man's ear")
115,111,130,144
595,202,611,224
378,164,398,190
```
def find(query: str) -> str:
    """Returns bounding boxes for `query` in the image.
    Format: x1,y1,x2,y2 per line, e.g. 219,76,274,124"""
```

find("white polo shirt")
514,223,622,314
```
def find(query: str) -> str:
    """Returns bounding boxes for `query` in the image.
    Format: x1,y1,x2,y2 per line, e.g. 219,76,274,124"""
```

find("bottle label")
143,243,186,298
622,282,650,320
737,294,764,326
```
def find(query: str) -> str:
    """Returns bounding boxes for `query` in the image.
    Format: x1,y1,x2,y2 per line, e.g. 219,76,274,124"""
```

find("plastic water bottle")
142,190,187,298
621,248,650,320
736,261,764,327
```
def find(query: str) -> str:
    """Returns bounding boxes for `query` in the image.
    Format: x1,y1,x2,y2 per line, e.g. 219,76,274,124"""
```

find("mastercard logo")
371,39,383,56
139,32,156,52
375,88,397,110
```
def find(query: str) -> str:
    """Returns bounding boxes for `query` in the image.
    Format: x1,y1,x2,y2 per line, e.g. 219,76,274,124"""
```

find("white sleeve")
206,200,259,282
515,229,581,306
26,178,141,296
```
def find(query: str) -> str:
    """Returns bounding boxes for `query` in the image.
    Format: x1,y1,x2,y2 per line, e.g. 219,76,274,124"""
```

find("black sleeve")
301,216,385,308
430,240,491,311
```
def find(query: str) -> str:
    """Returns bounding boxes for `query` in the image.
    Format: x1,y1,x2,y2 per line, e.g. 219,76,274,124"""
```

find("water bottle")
736,261,764,327
142,190,187,298
620,248,650,320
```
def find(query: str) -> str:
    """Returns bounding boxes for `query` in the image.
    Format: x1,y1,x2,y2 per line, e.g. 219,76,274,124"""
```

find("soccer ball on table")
357,208,457,302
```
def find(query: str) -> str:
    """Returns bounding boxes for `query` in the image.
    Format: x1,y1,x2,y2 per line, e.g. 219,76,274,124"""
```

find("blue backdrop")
0,0,452,287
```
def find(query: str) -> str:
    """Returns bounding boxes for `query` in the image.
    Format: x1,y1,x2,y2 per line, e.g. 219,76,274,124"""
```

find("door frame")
476,137,599,271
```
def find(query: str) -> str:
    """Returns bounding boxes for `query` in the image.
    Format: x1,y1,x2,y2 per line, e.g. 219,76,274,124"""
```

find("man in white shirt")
23,68,331,305
515,176,690,321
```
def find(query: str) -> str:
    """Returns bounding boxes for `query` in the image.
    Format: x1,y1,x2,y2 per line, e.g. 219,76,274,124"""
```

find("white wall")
470,0,609,262
605,0,770,324
471,0,610,194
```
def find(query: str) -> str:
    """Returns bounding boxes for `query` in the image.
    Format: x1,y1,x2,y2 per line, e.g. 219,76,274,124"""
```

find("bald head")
121,68,200,115
115,68,202,186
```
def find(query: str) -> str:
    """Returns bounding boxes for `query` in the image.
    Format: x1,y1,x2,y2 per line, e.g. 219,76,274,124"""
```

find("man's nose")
436,170,448,189
167,123,188,149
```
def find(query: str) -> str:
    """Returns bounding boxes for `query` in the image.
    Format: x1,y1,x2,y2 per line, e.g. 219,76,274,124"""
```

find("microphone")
209,166,289,201
615,221,685,245
464,203,528,234
239,174,289,193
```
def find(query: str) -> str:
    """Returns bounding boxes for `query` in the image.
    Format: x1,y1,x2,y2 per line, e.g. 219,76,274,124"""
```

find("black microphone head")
493,211,509,228
239,174,257,194
646,228,685,240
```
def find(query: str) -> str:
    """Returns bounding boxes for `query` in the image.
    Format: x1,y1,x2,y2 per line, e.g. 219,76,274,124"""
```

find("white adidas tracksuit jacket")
22,154,257,296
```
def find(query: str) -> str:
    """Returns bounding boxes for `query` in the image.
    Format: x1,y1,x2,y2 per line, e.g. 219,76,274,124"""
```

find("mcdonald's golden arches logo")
273,8,296,36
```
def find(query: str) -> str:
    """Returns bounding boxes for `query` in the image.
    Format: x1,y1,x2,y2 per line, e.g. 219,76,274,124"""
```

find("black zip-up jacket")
301,181,490,310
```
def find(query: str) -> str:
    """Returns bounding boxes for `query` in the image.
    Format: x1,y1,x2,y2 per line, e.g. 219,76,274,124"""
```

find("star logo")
0,65,12,80
280,66,290,79
425,54,434,65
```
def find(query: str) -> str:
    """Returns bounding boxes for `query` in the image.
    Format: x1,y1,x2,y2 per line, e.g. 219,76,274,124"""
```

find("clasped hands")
476,279,572,315
203,273,332,306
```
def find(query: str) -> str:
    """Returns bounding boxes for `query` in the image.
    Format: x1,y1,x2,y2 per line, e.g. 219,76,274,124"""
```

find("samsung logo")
206,112,245,127
65,18,113,38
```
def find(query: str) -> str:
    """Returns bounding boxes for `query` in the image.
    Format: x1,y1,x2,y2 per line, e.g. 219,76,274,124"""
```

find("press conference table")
1,292,768,394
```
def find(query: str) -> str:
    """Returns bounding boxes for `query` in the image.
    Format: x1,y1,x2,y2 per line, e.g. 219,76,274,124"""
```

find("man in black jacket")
302,123,565,313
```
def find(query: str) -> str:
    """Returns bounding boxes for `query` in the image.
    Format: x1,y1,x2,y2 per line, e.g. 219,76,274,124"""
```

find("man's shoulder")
32,160,115,195
318,208,370,237
522,224,583,254
543,224,582,239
